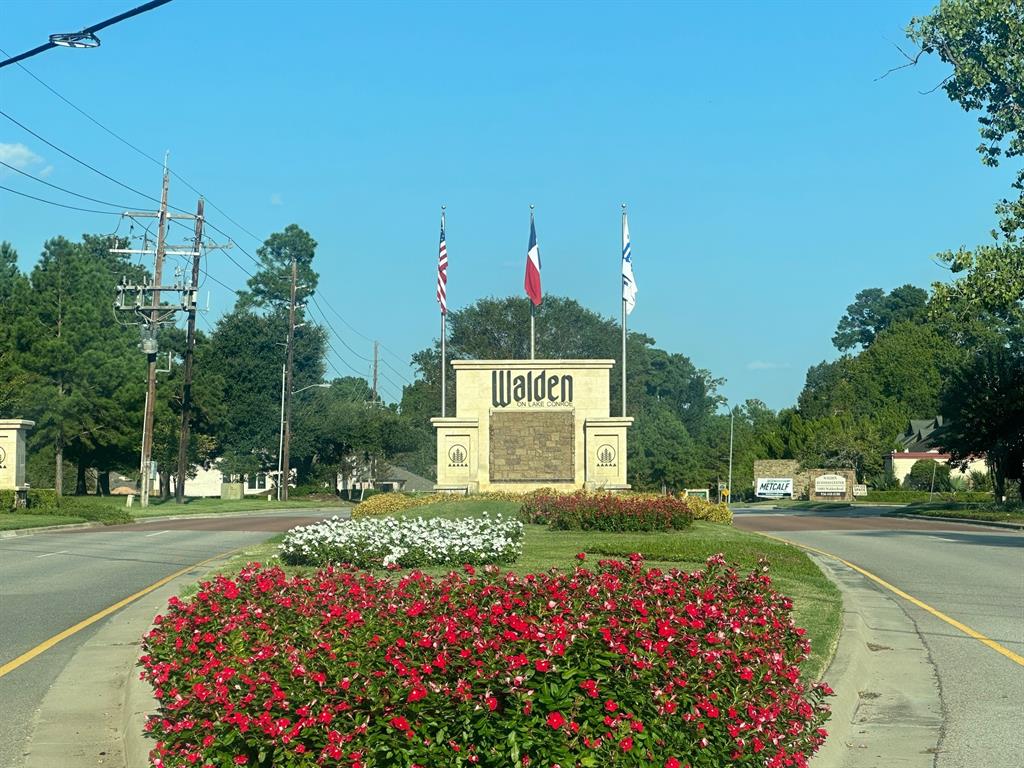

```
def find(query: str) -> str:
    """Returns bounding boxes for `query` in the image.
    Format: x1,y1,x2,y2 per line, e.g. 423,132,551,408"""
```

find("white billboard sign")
814,473,847,496
853,483,868,497
755,478,793,498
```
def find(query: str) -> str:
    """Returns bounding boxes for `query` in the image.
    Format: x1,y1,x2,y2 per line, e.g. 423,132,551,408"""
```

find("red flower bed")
520,491,693,531
140,555,831,768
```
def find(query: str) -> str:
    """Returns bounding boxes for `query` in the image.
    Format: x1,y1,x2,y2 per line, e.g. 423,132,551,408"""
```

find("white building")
885,417,987,485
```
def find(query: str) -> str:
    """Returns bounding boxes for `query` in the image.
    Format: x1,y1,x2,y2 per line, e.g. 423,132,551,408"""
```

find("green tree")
0,242,30,415
203,225,329,486
939,345,1024,499
832,285,929,351
909,0,1024,239
13,236,144,494
237,224,319,311
902,459,953,492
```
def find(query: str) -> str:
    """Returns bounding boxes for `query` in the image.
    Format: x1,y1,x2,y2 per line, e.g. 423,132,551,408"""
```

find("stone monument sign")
432,359,632,493
0,419,35,491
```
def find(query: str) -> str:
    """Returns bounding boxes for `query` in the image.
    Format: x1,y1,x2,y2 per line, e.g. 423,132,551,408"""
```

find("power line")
308,296,372,363
0,109,185,212
0,159,134,209
0,183,122,215
0,47,263,247
0,108,414,380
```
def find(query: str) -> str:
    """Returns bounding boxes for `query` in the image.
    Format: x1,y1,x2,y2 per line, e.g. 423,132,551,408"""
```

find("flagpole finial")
529,204,534,211
621,202,627,211
441,204,446,211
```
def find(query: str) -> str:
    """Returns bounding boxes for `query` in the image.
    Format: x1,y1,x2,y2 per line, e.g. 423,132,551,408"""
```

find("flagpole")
621,203,627,417
529,204,535,360
440,206,447,417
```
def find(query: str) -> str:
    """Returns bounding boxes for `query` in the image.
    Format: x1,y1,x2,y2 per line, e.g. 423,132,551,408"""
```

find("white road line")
35,550,69,559
145,530,171,537
929,536,959,543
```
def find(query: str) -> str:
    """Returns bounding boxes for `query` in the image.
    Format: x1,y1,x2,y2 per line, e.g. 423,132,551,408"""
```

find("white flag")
621,212,637,314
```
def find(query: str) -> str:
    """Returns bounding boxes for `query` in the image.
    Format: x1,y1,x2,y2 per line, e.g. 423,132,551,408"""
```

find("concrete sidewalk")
24,546,945,768
810,553,942,767
22,564,203,767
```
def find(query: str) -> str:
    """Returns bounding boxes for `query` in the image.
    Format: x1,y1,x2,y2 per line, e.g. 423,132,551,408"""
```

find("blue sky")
0,0,1010,409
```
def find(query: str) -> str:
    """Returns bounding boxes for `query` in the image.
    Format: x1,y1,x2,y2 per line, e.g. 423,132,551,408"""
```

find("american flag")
436,211,448,314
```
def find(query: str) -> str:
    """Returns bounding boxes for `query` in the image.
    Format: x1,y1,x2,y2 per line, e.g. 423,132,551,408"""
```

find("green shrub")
289,482,336,498
521,491,693,532
863,489,993,503
902,459,953,491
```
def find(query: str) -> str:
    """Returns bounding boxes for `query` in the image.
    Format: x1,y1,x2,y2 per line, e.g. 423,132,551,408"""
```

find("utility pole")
372,340,379,403
174,198,204,503
140,164,170,508
281,256,298,501
114,160,203,507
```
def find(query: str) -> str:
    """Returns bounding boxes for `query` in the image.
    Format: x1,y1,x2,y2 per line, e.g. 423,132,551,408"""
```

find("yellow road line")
0,547,241,678
763,533,1024,668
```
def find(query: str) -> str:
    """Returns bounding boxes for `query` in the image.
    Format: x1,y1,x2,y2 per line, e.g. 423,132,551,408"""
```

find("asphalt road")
735,505,1024,768
0,510,336,768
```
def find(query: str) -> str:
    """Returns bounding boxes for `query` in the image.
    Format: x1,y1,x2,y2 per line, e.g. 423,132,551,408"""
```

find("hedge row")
0,489,132,524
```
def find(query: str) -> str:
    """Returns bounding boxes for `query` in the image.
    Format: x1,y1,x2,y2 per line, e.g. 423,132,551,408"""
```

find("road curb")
0,521,105,538
880,511,1024,531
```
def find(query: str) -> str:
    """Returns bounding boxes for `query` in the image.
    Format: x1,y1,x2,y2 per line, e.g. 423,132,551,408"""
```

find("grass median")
0,494,348,529
893,500,1024,524
191,498,842,681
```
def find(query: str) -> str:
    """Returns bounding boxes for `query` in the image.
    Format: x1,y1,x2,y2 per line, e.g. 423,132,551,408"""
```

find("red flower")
407,687,427,703
486,696,498,711
534,659,551,673
665,759,681,768
576,552,586,560
579,679,599,698
546,711,566,730
389,716,411,731
619,736,634,751
604,699,618,713
233,758,248,766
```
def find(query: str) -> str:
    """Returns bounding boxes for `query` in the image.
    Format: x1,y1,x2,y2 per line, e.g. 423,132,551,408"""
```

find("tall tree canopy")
832,285,929,351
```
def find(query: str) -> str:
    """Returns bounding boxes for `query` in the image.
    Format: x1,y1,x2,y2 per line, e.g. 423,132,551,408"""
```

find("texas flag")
524,212,542,306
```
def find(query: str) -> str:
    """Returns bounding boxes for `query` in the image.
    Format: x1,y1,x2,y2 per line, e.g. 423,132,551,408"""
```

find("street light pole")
277,363,286,502
727,409,734,505
276,378,329,501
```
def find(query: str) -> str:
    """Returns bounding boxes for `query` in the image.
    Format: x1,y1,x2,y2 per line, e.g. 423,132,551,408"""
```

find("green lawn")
895,501,1024,523
0,513,89,530
195,499,842,681
130,496,348,518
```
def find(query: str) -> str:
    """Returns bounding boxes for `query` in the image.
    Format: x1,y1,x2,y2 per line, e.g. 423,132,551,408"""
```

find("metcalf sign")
755,477,793,498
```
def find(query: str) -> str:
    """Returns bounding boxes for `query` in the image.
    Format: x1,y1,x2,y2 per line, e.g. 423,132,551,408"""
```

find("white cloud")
0,142,44,171
39,164,54,178
747,360,791,371
270,192,284,206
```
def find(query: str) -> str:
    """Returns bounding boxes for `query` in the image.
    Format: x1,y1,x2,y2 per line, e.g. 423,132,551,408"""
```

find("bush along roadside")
0,488,132,524
279,513,524,568
520,492,695,532
140,554,831,768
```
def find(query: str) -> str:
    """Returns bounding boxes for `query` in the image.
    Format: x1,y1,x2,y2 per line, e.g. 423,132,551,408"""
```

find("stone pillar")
431,417,480,493
583,417,634,490
0,420,35,506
